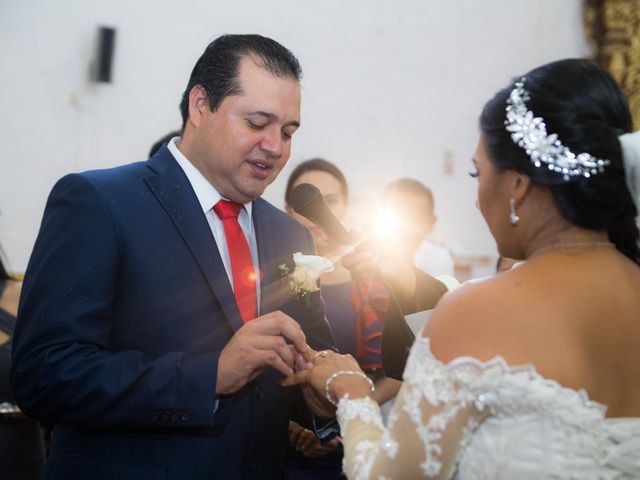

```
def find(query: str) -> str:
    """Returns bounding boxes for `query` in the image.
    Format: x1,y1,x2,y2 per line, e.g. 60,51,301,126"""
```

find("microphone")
289,183,354,245
289,183,415,380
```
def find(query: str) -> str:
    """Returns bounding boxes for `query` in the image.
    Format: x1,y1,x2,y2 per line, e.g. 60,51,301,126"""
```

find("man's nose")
260,128,283,158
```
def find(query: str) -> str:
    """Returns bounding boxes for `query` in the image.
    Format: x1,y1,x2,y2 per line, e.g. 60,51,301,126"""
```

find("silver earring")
509,198,519,226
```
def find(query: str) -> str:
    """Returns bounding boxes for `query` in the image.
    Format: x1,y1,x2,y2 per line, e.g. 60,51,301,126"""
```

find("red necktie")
213,200,257,323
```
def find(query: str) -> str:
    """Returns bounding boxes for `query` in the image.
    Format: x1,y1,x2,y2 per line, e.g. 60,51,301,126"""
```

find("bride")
284,58,640,478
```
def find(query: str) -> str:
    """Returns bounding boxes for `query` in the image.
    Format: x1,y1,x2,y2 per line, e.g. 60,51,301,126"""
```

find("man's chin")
223,174,278,203
235,181,271,203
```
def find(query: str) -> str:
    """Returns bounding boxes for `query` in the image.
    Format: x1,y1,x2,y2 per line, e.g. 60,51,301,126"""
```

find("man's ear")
187,85,209,128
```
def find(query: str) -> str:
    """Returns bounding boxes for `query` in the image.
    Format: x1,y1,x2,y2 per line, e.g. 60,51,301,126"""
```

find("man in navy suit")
11,34,336,479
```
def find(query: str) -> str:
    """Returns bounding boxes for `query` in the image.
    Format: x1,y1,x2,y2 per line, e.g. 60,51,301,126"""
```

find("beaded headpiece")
505,78,610,181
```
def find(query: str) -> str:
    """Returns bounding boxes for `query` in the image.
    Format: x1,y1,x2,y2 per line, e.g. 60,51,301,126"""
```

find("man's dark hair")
179,34,302,129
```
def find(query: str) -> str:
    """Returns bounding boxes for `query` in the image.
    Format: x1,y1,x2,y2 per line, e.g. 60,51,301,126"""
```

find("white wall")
0,0,590,272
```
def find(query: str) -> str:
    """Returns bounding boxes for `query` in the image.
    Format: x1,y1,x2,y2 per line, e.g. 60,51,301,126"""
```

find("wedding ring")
313,350,329,361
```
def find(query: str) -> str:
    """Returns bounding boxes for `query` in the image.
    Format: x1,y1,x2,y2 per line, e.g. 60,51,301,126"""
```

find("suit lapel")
253,199,291,316
144,149,245,332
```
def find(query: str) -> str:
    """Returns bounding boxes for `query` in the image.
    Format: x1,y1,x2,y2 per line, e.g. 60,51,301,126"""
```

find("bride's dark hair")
480,58,639,264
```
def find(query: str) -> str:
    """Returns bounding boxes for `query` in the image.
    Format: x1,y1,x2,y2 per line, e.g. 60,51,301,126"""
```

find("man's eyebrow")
249,111,300,128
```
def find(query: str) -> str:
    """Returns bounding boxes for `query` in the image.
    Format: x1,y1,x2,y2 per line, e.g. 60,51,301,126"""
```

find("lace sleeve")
336,337,490,479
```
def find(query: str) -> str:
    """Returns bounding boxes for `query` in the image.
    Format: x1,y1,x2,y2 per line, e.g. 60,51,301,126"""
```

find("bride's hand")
281,348,373,404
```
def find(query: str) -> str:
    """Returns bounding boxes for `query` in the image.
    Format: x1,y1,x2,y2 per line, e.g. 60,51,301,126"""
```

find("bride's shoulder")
432,264,524,318
423,269,527,364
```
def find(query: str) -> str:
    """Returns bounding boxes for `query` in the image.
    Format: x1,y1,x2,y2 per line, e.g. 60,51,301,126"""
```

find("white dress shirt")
168,137,261,313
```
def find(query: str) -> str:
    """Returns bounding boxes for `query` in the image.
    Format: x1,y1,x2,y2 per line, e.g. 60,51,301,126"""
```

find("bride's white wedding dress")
336,334,640,479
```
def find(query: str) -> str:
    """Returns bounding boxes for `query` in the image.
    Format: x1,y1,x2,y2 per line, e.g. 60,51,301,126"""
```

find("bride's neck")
524,225,611,258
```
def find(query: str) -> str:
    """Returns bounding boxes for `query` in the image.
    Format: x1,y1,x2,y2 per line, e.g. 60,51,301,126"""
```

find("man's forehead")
231,62,300,122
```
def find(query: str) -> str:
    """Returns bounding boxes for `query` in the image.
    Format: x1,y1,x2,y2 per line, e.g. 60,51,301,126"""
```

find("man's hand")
216,311,307,395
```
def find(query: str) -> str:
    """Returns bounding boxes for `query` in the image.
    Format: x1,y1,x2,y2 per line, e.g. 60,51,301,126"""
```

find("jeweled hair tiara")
505,78,610,181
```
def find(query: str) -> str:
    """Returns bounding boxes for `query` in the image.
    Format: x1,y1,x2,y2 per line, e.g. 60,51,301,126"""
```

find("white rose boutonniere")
279,252,334,299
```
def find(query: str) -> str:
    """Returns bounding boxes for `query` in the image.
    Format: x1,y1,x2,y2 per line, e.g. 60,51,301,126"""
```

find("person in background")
284,158,401,479
382,178,455,277
0,251,45,479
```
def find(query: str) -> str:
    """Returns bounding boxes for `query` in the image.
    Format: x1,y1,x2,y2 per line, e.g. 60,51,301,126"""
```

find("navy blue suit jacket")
11,146,336,479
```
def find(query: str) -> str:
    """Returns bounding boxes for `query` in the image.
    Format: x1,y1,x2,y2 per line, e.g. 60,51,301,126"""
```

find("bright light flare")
240,267,261,287
373,208,402,241
356,206,420,260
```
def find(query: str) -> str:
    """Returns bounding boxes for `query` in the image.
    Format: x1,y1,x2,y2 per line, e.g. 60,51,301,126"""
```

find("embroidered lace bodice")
336,335,640,479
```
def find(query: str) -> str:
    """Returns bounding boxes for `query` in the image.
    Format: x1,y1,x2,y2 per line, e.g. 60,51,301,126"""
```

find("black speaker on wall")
94,26,116,83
